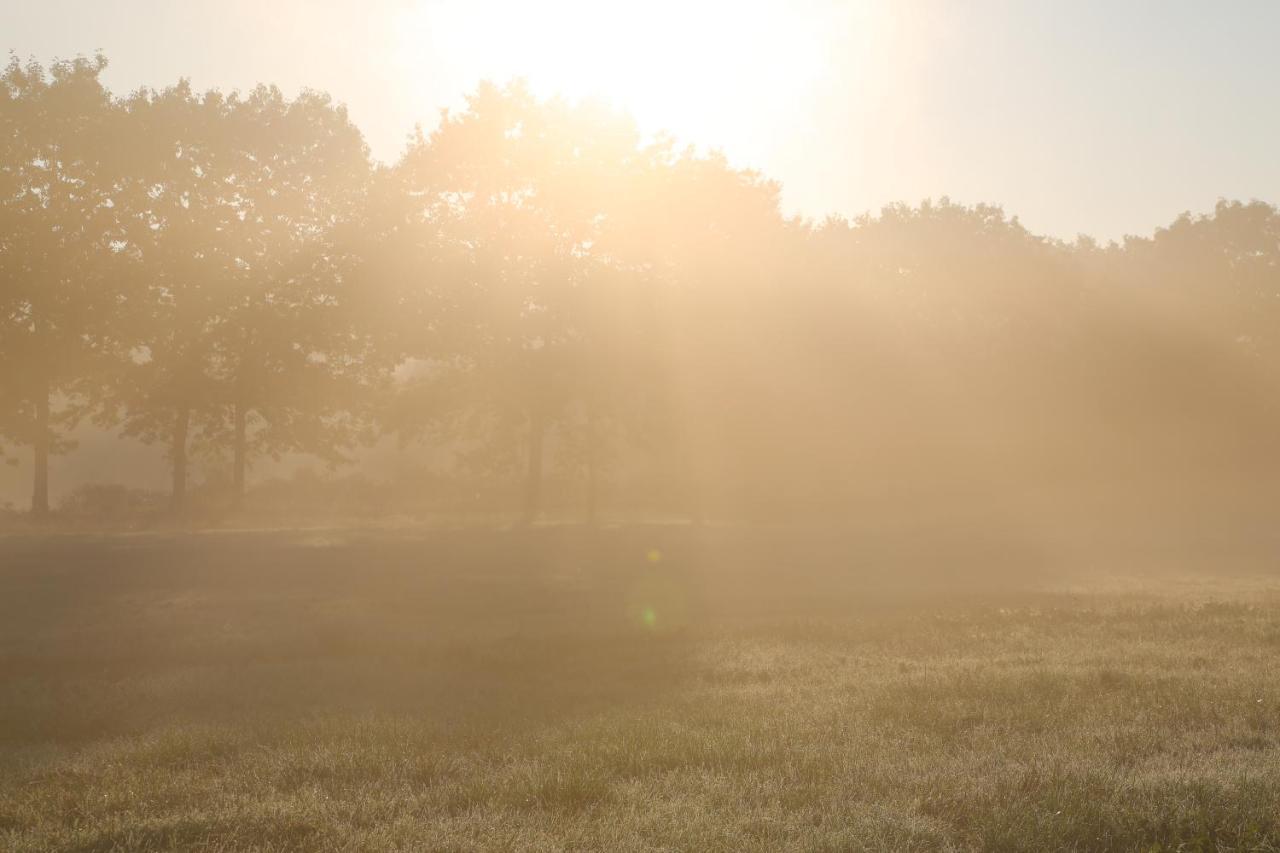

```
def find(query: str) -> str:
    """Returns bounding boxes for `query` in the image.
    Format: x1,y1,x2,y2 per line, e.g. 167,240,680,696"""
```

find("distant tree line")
3,56,1280,525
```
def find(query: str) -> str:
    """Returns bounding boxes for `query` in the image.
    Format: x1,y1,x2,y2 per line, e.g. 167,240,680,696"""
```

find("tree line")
4,55,1280,525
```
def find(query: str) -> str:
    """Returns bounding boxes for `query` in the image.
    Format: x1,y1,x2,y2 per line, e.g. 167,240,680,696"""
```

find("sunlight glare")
394,0,847,157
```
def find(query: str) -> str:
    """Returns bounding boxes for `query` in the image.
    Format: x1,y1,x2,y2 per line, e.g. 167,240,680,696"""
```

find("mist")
4,24,1280,852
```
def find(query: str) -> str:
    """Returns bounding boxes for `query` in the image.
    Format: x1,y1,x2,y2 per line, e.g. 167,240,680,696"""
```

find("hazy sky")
6,0,1280,241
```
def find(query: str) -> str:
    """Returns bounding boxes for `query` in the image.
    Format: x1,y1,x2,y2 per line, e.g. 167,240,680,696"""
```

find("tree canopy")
3,57,1280,527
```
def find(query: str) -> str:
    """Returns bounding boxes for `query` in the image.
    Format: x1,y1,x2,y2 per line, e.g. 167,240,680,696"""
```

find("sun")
393,0,839,160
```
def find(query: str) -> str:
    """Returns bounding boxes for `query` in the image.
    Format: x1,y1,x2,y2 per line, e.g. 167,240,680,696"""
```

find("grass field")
1,526,1279,851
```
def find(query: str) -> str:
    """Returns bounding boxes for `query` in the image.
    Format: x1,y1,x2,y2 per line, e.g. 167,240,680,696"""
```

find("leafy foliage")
2,58,1280,524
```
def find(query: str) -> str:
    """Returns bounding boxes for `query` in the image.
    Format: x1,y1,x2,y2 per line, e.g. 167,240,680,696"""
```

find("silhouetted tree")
108,81,243,513
395,82,656,523
4,54,1280,531
200,86,375,506
105,83,379,512
0,54,131,516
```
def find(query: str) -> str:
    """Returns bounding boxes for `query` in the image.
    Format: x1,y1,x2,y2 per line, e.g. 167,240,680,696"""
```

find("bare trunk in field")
170,405,191,514
30,384,50,518
522,409,546,526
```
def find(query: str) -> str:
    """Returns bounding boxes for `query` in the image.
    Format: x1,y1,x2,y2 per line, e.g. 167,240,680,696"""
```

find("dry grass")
1,527,1278,851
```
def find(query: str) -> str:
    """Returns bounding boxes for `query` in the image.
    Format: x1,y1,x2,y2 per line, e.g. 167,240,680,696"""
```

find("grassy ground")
1,526,1279,851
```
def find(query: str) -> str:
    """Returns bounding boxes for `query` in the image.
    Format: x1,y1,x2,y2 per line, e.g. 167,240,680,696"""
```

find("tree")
0,54,131,516
109,82,378,512
394,82,655,523
201,86,376,506
600,146,794,520
108,81,243,513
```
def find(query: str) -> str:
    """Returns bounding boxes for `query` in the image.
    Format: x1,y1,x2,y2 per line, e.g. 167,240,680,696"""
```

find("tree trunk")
522,409,546,526
585,412,599,527
170,405,191,514
232,398,247,508
30,386,50,518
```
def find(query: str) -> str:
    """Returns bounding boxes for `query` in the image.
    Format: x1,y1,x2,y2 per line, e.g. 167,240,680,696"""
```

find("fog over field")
4,2,1280,850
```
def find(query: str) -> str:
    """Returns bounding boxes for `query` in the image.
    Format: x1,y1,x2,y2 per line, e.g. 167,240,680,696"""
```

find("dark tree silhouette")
2,59,1280,530
201,86,375,506
103,83,378,512
0,55,131,516
106,81,247,512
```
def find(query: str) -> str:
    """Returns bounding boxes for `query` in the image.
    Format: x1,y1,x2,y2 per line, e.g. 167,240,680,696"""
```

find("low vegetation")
1,528,1277,851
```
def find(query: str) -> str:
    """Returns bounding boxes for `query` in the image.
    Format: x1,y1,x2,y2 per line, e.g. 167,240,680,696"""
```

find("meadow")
1,526,1279,851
